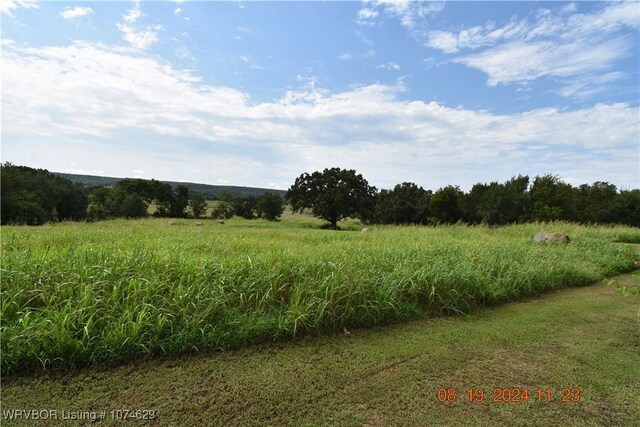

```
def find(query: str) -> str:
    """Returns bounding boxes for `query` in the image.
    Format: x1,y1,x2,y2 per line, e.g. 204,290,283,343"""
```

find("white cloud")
2,41,638,190
123,0,142,23
457,35,633,86
356,7,378,26
1,0,38,17
174,7,182,15
117,1,160,50
357,0,445,29
426,31,459,53
428,2,639,87
557,72,628,99
376,62,400,70
117,24,159,50
357,8,378,20
560,2,577,15
428,2,638,53
60,6,93,20
338,53,352,60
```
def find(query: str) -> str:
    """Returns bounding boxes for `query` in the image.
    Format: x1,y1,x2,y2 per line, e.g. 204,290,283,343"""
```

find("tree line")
285,168,640,228
2,163,638,227
1,164,284,224
53,172,286,200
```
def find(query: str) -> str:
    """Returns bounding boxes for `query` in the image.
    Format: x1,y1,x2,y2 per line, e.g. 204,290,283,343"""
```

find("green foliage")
4,271,639,426
1,220,638,374
429,185,463,224
616,190,640,227
4,164,640,227
116,179,156,209
256,193,285,221
211,191,234,219
189,194,208,219
530,174,576,221
574,181,619,223
170,185,189,218
120,193,148,218
463,175,530,225
286,168,377,229
54,171,287,200
375,182,431,225
86,181,189,220
89,187,147,219
1,163,87,225
153,181,176,217
232,195,258,219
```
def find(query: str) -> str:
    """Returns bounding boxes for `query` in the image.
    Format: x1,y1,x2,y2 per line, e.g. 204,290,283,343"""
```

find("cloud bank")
427,2,639,87
2,40,638,190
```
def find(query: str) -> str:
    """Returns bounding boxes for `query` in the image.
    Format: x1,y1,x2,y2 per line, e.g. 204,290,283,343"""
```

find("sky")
2,0,639,191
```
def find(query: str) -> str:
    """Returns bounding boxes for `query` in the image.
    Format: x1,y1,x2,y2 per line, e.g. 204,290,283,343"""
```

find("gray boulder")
533,232,570,244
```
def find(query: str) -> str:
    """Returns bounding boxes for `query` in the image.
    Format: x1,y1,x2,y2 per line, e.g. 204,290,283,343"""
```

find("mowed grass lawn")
1,218,639,376
2,270,639,426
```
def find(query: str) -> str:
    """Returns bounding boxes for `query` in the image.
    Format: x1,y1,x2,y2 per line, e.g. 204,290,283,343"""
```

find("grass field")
1,218,639,376
2,270,639,426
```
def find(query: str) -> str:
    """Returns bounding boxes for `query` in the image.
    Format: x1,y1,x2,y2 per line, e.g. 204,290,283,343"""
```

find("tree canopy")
189,194,208,219
286,168,377,229
429,185,463,224
1,163,87,225
375,182,431,225
256,193,285,221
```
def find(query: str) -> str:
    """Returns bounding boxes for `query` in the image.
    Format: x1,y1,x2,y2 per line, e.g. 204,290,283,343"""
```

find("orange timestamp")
437,387,581,403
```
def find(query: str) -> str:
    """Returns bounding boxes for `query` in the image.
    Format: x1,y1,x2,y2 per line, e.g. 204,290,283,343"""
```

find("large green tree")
256,193,285,221
462,175,530,225
189,194,208,219
574,181,618,223
375,182,431,225
170,185,189,218
232,195,257,219
429,185,463,224
116,179,157,210
152,182,175,217
286,168,377,229
530,174,575,221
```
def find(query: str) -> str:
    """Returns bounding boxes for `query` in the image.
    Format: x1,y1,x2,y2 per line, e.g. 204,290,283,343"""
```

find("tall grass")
2,219,638,375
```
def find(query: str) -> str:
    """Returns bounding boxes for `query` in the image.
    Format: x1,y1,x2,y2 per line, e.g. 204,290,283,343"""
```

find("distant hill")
53,172,287,200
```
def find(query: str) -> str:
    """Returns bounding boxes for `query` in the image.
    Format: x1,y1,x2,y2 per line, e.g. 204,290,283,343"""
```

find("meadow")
1,217,639,375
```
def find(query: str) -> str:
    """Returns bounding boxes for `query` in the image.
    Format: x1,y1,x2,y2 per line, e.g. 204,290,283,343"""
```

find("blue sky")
2,1,639,191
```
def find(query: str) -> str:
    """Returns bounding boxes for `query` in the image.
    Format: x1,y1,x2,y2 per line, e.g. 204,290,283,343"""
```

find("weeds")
1,219,639,375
